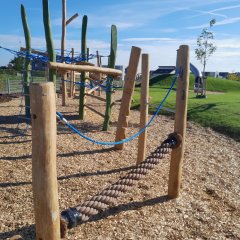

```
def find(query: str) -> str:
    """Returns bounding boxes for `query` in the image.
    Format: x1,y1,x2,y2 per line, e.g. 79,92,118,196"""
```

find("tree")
8,56,24,72
195,18,217,96
227,73,240,81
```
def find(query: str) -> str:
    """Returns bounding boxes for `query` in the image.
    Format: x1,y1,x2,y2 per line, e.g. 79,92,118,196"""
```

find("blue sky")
1,0,240,72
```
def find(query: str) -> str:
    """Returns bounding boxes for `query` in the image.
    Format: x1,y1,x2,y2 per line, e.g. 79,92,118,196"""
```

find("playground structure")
29,43,190,239
190,63,204,95
0,1,191,239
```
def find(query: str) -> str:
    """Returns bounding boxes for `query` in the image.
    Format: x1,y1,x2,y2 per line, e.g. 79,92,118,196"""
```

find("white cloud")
187,17,240,29
122,38,177,42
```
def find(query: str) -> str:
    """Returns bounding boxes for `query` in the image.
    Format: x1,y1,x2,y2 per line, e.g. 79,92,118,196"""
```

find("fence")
0,75,62,94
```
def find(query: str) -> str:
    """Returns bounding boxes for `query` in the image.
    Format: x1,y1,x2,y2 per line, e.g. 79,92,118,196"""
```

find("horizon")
1,0,240,73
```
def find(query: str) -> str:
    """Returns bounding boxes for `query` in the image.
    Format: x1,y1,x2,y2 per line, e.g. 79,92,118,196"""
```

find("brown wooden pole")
61,0,67,106
70,48,75,97
136,53,149,164
30,82,60,239
114,46,141,150
168,45,190,198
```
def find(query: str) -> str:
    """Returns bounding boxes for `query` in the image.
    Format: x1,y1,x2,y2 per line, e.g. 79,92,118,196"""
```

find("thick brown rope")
60,133,180,238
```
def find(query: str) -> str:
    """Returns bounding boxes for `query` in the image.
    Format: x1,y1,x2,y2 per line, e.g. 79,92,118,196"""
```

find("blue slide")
190,63,202,93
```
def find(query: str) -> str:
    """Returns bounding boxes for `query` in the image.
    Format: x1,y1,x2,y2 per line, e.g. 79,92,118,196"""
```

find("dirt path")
0,93,239,240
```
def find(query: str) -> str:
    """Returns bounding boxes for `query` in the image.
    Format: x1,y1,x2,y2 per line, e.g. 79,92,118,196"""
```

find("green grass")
133,74,240,141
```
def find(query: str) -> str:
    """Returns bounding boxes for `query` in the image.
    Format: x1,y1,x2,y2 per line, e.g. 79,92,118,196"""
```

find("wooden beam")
114,46,141,150
66,13,79,26
30,82,60,239
85,104,105,118
136,53,149,164
168,45,190,198
48,62,122,77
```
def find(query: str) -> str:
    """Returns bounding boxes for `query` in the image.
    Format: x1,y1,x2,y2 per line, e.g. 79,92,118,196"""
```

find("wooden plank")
168,45,190,198
75,61,95,66
114,46,141,150
48,62,122,77
30,82,60,240
85,104,105,118
136,53,149,164
85,93,105,102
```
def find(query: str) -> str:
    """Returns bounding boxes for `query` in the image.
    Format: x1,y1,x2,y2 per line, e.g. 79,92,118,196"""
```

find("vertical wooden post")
79,15,88,120
42,0,56,85
30,82,60,240
136,53,149,164
114,46,141,150
168,45,190,198
70,48,75,97
21,4,31,119
61,0,67,106
96,50,102,96
7,78,10,94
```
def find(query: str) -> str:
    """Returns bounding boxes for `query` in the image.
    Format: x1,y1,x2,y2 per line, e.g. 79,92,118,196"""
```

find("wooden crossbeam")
48,62,122,77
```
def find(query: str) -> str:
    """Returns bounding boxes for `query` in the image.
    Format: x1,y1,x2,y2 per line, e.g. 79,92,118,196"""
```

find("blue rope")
0,46,96,63
56,70,179,145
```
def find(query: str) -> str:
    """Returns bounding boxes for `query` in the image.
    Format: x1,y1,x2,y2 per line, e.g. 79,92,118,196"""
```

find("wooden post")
136,54,149,164
114,46,141,150
70,48,75,97
21,4,31,119
30,82,60,239
42,0,56,85
168,45,190,198
61,0,67,106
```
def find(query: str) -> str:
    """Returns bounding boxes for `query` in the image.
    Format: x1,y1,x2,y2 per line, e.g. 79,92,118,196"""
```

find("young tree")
195,18,217,96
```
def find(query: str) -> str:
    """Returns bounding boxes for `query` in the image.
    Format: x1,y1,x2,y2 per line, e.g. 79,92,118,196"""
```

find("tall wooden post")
168,45,190,198
61,0,67,106
114,46,141,150
70,48,75,97
79,15,88,120
102,25,117,131
136,53,149,164
30,82,60,239
21,4,31,119
42,0,56,85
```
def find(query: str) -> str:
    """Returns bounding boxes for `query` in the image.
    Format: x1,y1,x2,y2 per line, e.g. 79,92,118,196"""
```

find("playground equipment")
29,44,190,239
190,63,203,94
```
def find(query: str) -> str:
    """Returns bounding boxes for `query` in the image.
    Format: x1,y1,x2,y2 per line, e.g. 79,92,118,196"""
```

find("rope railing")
60,132,181,238
56,70,179,146
0,45,106,64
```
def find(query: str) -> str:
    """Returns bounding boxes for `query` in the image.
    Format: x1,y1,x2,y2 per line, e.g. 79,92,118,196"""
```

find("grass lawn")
133,74,240,141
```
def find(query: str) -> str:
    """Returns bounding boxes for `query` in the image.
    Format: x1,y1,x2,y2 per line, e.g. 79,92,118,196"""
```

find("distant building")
205,71,229,79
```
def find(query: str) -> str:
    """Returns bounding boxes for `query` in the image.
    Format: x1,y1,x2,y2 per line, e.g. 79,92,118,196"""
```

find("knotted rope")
60,132,181,238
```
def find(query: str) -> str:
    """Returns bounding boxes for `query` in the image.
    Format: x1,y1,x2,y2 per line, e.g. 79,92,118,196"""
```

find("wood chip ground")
0,92,239,240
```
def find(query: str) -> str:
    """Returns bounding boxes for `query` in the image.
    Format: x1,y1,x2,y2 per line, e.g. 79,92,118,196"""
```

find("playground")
0,1,240,239
0,90,240,239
